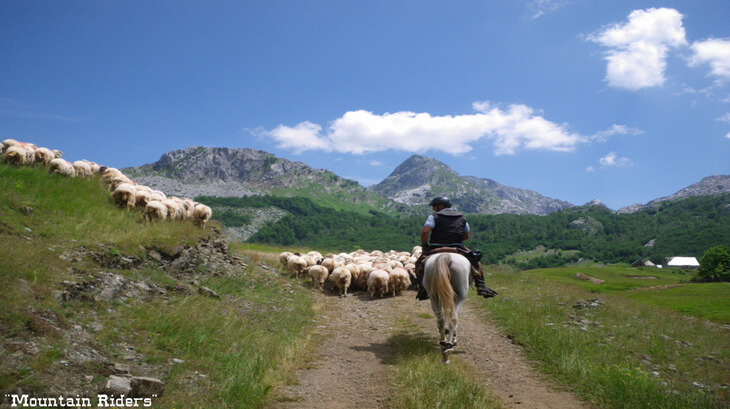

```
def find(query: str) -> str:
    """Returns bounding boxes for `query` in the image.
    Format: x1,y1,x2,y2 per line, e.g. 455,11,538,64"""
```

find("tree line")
197,194,730,268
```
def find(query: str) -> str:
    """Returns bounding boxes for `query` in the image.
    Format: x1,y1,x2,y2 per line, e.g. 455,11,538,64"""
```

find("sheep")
1,139,20,152
108,175,133,191
143,201,168,222
287,255,307,278
133,189,151,209
193,203,212,228
161,199,183,221
48,158,76,177
279,251,294,267
111,183,137,209
367,269,390,298
34,147,56,165
354,268,370,290
72,160,93,178
328,267,352,297
320,257,336,273
344,263,361,283
388,268,411,296
2,145,32,166
307,265,329,291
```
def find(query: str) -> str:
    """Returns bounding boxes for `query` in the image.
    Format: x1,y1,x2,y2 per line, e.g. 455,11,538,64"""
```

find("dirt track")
272,288,592,409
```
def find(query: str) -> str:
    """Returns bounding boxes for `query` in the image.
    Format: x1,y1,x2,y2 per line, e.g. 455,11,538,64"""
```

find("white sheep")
2,145,32,166
287,255,307,278
111,183,137,209
34,147,56,165
307,265,329,291
320,257,336,273
328,267,352,297
388,268,411,296
193,203,212,228
143,201,168,222
367,269,390,298
48,158,76,177
161,199,183,221
279,252,294,267
72,160,93,178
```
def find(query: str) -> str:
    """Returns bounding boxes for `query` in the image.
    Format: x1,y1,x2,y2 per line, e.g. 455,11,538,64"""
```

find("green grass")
476,265,728,409
0,164,317,408
387,320,502,409
626,282,730,323
527,264,688,292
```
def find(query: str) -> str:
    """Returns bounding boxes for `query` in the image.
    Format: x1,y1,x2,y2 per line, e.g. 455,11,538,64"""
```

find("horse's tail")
432,255,456,317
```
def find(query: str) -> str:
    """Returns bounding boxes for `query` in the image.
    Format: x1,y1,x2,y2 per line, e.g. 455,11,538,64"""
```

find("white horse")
422,252,471,364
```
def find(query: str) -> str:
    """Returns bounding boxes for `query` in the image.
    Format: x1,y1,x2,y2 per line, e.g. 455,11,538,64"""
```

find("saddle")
416,246,484,279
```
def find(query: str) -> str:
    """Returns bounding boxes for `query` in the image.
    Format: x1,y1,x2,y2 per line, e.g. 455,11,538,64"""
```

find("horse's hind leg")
430,299,446,344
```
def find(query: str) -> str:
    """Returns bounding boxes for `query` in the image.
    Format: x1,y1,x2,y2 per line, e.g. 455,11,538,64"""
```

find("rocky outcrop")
123,146,365,198
369,154,573,215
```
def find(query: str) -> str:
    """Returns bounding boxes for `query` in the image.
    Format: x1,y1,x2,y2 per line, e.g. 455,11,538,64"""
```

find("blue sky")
2,1,729,210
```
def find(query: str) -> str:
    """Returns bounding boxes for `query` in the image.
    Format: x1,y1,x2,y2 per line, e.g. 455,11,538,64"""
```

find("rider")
415,196,497,300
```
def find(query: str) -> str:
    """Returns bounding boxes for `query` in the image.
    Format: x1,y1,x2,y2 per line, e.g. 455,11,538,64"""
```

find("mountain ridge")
123,146,729,215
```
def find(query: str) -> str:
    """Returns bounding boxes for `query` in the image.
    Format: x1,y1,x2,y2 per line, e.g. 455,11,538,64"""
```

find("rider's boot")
415,274,429,300
474,274,497,298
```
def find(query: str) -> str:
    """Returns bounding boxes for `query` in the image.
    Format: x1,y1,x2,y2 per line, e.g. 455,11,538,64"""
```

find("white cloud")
586,165,595,173
262,102,588,156
726,133,730,139
588,8,687,90
599,152,632,167
689,38,730,83
528,0,569,19
590,124,643,142
717,113,730,123
369,160,383,166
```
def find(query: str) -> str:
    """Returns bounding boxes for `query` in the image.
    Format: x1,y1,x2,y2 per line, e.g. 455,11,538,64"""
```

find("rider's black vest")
429,209,467,245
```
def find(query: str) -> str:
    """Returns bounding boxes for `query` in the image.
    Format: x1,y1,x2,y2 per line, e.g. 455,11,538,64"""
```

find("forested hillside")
198,193,730,266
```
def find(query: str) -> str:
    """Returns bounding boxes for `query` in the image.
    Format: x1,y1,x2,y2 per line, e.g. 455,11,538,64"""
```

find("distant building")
631,259,657,268
665,256,700,269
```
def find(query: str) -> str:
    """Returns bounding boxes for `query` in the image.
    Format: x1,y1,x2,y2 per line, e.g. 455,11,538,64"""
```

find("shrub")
696,245,730,282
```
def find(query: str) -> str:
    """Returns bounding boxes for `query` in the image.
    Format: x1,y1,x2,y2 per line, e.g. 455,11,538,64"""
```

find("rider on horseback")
415,196,497,301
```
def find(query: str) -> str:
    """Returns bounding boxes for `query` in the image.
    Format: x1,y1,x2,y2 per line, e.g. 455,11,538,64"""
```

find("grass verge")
476,265,727,409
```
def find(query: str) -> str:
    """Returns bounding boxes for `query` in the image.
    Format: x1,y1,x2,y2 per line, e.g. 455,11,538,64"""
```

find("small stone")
105,375,132,395
130,376,165,397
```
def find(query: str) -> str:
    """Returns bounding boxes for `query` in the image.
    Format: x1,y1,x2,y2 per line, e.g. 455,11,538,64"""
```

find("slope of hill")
369,154,573,215
0,164,314,407
618,175,730,213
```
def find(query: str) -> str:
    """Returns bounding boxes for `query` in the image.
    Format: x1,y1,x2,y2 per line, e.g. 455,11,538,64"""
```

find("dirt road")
273,289,592,409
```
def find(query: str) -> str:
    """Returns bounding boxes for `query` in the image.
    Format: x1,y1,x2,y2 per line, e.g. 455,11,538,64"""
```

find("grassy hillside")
0,164,316,408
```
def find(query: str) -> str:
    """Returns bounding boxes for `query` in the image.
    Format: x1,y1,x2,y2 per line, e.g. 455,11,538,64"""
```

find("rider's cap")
428,196,451,208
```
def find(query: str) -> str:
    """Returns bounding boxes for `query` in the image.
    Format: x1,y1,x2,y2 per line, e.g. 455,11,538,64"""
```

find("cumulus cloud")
599,152,632,167
590,124,644,141
262,101,592,156
689,38,730,83
588,8,687,90
718,113,730,123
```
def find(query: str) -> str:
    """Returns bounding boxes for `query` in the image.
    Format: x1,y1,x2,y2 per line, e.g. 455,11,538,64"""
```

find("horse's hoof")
440,342,454,353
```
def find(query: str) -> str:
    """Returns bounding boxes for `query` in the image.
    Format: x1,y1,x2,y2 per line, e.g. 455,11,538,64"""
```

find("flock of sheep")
279,247,423,298
1,139,212,228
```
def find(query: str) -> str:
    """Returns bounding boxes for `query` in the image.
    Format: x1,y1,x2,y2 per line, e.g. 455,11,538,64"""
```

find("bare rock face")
123,146,364,198
369,154,573,215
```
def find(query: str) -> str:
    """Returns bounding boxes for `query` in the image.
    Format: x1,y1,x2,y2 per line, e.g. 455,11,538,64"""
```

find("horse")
422,252,471,364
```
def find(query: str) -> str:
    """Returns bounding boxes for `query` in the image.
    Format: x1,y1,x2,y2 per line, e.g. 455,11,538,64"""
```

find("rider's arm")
421,226,432,247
